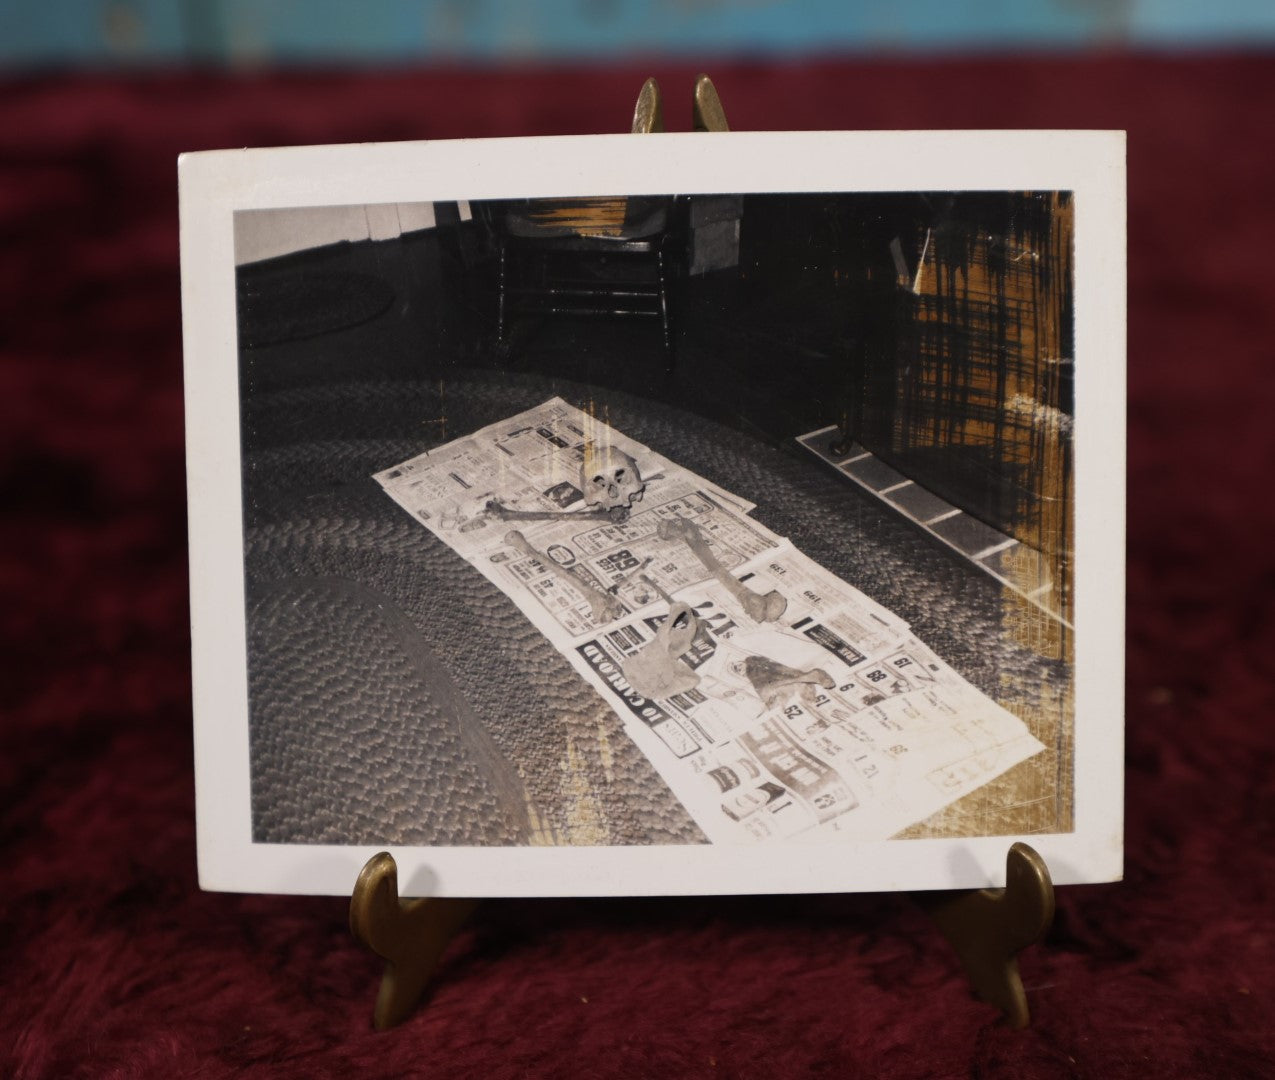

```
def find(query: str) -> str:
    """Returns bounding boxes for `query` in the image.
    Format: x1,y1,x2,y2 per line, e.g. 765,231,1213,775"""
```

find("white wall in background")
233,202,449,265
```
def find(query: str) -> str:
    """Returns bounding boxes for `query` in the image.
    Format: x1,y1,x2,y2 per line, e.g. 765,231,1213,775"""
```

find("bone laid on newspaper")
647,593,1031,839
485,440,653,524
578,578,1045,843
657,514,787,622
742,655,835,711
503,529,626,626
377,424,785,640
373,398,1045,844
620,599,703,699
373,398,755,567
484,499,620,524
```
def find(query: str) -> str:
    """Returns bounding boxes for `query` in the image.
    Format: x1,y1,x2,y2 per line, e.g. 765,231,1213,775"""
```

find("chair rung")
511,304,661,320
508,286,659,301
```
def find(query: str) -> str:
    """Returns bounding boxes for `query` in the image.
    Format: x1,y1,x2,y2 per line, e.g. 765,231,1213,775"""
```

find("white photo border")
180,130,1126,897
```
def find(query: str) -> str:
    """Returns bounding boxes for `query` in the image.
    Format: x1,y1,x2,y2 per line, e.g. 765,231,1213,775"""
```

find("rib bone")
486,498,629,524
504,530,625,625
639,573,675,605
656,516,787,622
606,556,653,595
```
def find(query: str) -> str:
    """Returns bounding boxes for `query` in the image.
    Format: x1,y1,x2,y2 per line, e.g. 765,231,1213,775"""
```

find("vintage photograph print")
181,131,1125,896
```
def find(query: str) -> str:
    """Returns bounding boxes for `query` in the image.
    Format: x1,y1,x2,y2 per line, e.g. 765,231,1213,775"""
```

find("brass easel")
349,74,1055,1033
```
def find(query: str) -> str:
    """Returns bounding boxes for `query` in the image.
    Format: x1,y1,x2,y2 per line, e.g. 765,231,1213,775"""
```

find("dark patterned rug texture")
237,269,396,347
4,55,1274,1078
242,374,1066,847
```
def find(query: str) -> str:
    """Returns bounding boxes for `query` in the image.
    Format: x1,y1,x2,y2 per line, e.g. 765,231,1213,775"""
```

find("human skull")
580,443,645,513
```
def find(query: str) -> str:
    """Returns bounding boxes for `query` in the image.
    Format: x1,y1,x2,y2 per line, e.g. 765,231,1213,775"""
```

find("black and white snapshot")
235,187,1077,849
180,130,1124,894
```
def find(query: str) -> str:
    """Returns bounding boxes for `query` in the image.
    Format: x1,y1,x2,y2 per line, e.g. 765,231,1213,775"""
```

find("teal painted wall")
5,0,1275,68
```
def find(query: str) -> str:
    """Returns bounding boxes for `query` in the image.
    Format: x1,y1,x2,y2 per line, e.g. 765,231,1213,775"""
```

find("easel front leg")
349,852,480,1030
918,842,1055,1028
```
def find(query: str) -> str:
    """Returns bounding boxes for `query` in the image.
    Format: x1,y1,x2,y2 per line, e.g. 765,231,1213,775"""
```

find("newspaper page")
374,398,1044,844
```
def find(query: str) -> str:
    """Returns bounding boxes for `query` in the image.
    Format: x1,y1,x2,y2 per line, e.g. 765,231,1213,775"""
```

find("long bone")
485,498,629,524
656,516,787,623
504,530,625,625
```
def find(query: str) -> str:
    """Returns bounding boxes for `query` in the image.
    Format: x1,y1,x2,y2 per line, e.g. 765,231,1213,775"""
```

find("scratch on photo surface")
520,765,558,846
559,733,609,845
596,719,616,783
419,377,448,440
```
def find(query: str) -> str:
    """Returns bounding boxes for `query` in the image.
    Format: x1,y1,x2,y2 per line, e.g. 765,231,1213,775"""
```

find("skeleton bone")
485,498,628,524
504,530,625,625
639,573,675,605
656,516,787,622
621,600,702,700
580,444,646,515
606,556,654,595
629,572,673,612
743,655,835,711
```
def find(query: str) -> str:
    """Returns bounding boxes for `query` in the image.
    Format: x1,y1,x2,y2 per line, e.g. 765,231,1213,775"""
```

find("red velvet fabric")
3,54,1273,1078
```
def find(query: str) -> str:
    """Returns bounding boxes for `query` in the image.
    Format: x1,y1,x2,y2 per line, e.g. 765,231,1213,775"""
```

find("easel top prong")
692,74,730,132
631,76,664,134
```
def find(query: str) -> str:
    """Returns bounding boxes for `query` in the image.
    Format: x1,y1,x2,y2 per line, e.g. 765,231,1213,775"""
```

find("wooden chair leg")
497,238,508,345
657,245,673,370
